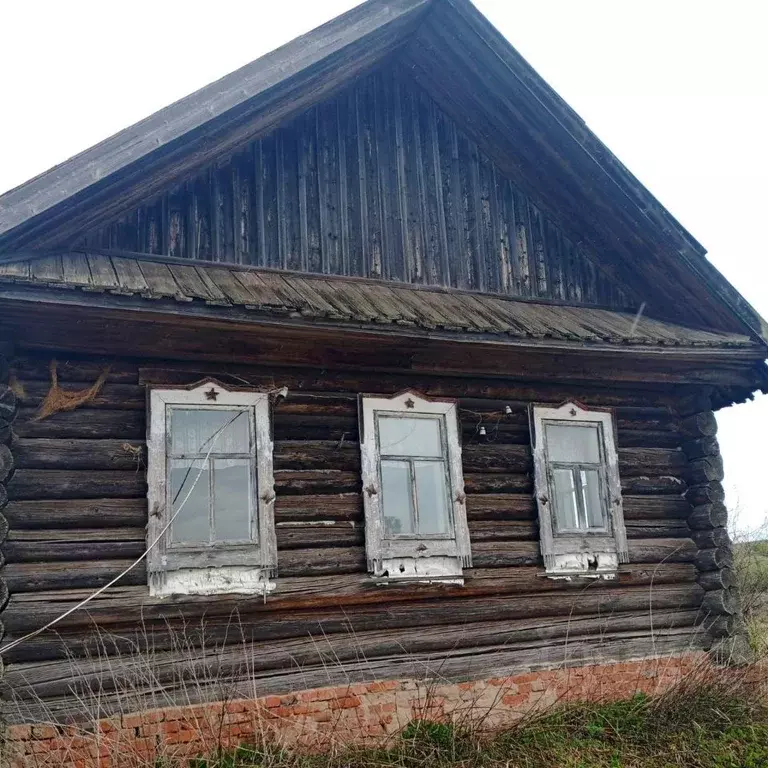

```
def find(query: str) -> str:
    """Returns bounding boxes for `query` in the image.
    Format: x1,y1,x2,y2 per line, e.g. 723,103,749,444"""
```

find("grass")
183,668,768,768
734,537,768,655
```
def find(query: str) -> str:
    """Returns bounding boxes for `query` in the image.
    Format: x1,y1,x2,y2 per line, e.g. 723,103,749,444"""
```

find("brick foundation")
1,652,708,767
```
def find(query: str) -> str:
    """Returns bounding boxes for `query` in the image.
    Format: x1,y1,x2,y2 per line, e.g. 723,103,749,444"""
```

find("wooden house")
0,0,766,745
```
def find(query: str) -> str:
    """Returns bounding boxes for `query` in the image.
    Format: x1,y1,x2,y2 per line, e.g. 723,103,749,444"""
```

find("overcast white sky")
1,0,766,531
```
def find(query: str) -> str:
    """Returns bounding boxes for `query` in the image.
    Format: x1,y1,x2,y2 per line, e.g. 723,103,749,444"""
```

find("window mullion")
208,455,215,545
409,459,419,536
572,465,587,530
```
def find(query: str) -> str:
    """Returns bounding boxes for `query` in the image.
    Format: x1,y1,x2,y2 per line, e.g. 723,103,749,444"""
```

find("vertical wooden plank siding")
81,64,633,310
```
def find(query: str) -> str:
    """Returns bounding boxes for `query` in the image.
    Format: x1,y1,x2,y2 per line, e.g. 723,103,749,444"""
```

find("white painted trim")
531,401,627,576
359,390,471,580
146,380,276,596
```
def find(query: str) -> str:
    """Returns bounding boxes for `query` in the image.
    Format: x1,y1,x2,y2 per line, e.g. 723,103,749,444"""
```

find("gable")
75,65,636,311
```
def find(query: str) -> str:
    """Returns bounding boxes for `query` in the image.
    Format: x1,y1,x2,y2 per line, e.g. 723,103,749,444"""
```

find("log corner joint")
682,402,751,665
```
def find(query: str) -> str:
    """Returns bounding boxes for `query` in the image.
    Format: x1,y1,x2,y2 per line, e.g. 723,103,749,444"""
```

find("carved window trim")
530,401,628,577
359,390,471,583
146,379,276,596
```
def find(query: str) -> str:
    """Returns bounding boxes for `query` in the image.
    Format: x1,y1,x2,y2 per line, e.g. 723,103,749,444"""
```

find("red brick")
330,696,362,710
366,680,400,693
4,724,32,740
32,724,59,739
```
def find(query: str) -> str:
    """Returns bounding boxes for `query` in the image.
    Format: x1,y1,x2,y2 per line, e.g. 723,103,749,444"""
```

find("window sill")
369,575,465,587
540,570,619,582
150,566,276,597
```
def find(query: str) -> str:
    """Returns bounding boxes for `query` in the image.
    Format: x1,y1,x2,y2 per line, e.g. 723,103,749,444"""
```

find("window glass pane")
545,423,600,463
171,408,250,455
414,461,450,535
579,469,605,529
552,468,579,530
378,416,442,458
213,459,253,542
170,458,210,544
381,460,414,536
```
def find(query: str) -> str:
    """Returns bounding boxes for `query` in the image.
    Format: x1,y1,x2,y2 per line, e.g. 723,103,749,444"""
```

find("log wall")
78,64,635,309
0,352,712,722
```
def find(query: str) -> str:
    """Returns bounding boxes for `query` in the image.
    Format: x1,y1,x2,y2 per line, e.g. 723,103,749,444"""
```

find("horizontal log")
4,537,146,564
680,411,717,439
701,589,739,616
682,437,720,460
695,547,733,572
275,493,362,523
3,583,703,672
622,495,691,520
618,430,681,449
12,357,139,383
685,482,725,506
621,476,686,495
462,444,530,473
274,395,356,417
466,493,535,520
3,631,705,719
16,381,145,410
692,527,731,550
7,528,144,543
273,414,358,442
4,559,148,593
466,520,538,541
625,520,690,539
464,474,532,494
618,448,686,477
2,563,699,636
626,537,696,564
12,438,146,471
688,503,728,530
274,525,363,550
0,443,12,483
467,541,540,567
697,568,735,591
2,609,703,697
274,441,360,471
138,365,683,408
7,470,147,500
0,482,7,510
274,470,360,494
14,408,146,440
3,498,148,529
687,456,724,485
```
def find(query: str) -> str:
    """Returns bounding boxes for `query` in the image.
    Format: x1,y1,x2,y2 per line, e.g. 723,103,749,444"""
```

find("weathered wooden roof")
0,0,765,346
0,252,755,350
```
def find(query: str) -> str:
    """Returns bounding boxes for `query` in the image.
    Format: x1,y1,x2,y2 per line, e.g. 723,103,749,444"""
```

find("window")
359,391,471,582
530,402,627,577
146,380,276,596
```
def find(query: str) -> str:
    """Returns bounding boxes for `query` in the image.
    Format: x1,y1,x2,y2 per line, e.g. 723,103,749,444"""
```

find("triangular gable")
0,0,765,344
72,65,637,312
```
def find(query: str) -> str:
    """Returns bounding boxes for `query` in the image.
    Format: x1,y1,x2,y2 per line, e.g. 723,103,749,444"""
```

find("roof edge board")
0,0,432,245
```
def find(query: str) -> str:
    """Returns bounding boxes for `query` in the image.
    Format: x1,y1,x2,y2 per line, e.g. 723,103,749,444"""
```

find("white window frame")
359,390,471,583
530,401,628,577
146,379,277,596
